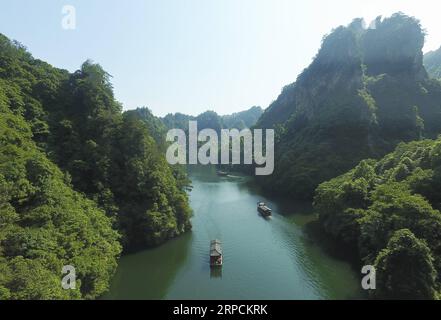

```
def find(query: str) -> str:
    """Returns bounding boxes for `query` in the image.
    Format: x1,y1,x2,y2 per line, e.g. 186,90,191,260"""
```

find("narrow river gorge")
105,166,364,300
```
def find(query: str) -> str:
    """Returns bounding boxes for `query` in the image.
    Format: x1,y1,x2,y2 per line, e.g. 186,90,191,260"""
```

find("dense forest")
250,13,441,299
254,13,441,200
0,33,192,299
314,137,441,299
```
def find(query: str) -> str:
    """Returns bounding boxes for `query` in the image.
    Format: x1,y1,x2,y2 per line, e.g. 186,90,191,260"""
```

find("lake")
104,166,364,300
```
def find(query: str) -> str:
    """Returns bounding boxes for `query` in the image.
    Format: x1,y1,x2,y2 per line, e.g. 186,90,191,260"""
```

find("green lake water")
104,166,364,300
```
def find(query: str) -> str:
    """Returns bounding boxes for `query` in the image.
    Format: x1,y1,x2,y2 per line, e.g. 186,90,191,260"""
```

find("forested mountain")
0,33,191,298
125,107,168,147
424,46,441,79
0,90,121,300
255,13,441,199
161,106,263,133
314,137,441,299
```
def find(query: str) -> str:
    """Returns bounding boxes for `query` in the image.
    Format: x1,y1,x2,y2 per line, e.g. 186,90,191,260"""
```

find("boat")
210,239,223,267
257,201,272,217
217,171,229,177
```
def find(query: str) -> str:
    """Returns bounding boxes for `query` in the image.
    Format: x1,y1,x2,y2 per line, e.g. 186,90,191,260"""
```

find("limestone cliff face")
255,13,441,199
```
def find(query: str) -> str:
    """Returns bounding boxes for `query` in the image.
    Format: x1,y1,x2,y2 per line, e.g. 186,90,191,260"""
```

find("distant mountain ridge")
315,137,441,299
161,106,263,132
424,46,441,79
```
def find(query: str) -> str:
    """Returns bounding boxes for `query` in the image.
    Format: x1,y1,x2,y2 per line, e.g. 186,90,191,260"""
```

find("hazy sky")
1,0,440,116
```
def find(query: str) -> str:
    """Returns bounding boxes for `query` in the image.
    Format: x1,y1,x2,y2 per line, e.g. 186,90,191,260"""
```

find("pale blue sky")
0,0,440,116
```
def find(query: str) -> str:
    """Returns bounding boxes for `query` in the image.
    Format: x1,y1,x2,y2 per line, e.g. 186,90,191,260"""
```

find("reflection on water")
210,267,223,279
104,165,365,300
103,232,192,300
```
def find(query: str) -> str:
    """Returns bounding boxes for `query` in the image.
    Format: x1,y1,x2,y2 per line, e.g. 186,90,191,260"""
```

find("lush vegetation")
0,73,120,300
424,46,441,79
162,106,263,133
2,10,441,300
0,33,192,299
255,13,441,200
253,13,441,299
314,137,441,299
125,107,168,147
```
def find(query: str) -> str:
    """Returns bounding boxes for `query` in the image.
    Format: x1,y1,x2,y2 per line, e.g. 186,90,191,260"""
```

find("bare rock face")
362,14,427,80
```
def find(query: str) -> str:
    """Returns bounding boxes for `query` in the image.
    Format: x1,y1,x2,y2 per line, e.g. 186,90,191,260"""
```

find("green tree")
375,229,437,300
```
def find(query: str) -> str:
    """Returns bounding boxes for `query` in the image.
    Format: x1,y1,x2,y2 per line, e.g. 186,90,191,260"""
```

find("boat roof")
210,240,222,256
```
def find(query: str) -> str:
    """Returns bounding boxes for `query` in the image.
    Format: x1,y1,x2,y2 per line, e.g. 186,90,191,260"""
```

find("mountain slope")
0,32,192,298
424,46,441,79
0,67,121,300
314,137,441,299
255,13,441,199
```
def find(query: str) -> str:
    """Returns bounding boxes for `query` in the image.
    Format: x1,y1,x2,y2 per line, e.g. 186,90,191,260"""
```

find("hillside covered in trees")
314,137,441,299
0,33,192,299
255,13,441,199
424,46,441,79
